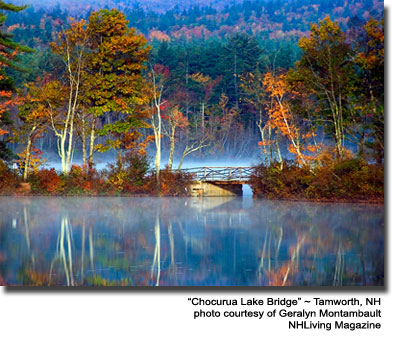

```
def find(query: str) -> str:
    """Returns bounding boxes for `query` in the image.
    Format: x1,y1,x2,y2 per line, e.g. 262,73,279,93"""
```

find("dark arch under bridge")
177,167,255,196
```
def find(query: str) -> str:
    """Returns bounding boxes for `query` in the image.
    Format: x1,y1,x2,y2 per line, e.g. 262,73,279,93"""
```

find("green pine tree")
0,1,33,161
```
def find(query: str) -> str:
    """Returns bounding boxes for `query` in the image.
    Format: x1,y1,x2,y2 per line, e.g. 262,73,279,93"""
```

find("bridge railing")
179,167,254,182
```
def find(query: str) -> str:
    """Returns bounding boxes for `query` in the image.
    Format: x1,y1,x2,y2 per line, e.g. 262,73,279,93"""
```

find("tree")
49,10,151,172
0,1,33,162
354,18,384,163
0,1,33,70
207,93,241,156
241,71,271,164
147,63,169,185
263,72,318,165
286,16,354,160
190,72,221,131
50,19,88,173
223,33,263,109
177,132,209,170
14,82,49,181
0,68,14,161
84,9,150,168
163,105,188,169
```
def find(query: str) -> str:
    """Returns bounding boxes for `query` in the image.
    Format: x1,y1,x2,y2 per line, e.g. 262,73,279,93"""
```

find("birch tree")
50,20,88,173
163,105,188,169
148,64,169,185
14,83,49,181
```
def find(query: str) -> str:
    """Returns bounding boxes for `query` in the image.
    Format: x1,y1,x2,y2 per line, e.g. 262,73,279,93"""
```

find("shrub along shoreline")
1,157,384,203
0,156,193,197
248,158,384,204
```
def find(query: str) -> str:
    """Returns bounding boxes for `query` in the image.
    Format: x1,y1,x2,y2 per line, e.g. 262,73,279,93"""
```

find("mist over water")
43,156,260,171
0,196,384,286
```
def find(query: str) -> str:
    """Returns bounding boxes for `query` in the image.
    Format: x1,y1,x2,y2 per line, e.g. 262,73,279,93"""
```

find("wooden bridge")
180,166,254,183
179,167,255,196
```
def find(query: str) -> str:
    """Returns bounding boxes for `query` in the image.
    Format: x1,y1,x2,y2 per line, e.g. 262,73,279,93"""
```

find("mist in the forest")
42,151,262,171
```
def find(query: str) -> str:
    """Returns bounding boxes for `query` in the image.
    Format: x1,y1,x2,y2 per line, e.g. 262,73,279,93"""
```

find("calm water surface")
0,196,384,286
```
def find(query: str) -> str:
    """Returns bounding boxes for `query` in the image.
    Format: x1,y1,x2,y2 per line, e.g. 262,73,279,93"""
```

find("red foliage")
153,64,170,79
249,159,384,202
0,161,20,194
36,168,61,194
158,168,193,196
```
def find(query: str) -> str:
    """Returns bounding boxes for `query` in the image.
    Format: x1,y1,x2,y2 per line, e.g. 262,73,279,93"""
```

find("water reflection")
0,197,384,286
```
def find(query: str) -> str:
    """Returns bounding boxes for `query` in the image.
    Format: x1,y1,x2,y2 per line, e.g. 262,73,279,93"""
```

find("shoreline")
0,193,384,205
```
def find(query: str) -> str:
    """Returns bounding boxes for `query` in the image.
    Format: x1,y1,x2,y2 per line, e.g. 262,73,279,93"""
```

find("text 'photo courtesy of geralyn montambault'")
0,0,383,287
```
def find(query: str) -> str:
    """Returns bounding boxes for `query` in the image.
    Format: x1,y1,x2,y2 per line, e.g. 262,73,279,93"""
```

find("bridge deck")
179,166,254,183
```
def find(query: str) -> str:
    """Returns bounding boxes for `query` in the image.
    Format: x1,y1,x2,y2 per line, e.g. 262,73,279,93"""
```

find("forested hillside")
0,0,384,200
8,1,383,43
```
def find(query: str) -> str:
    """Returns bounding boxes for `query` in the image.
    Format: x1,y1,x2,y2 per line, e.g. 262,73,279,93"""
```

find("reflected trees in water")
0,197,384,286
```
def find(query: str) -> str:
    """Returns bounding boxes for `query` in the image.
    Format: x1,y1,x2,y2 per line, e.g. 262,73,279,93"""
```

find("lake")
0,196,384,286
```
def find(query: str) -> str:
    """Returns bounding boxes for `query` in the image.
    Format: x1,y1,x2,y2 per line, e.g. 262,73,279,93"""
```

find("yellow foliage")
191,72,211,85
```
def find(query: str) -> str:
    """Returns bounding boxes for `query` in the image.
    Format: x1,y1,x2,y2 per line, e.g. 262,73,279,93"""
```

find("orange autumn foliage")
163,106,189,130
263,72,319,164
249,158,383,203
159,168,193,196
35,168,61,194
356,18,384,70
